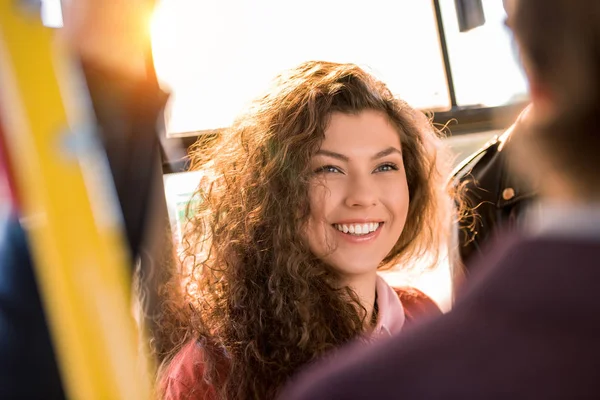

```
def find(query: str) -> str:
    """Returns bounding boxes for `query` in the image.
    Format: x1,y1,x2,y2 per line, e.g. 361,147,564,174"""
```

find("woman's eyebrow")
315,149,349,162
371,147,402,160
315,147,402,161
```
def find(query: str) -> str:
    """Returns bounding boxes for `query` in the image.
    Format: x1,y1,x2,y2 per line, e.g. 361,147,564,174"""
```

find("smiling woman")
156,61,453,400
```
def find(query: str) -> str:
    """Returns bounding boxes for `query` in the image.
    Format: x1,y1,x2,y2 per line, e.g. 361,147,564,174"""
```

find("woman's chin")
327,259,382,278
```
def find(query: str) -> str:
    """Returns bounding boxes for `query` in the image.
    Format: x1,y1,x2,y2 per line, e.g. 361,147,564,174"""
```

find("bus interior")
0,0,529,398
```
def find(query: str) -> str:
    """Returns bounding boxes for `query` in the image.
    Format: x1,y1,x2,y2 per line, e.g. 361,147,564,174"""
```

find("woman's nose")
344,175,378,208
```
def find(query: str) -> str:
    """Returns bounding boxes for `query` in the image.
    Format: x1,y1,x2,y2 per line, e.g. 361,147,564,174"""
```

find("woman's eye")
314,165,342,174
374,163,399,173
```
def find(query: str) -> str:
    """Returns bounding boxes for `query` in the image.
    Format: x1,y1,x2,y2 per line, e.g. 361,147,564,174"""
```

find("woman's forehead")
317,111,402,155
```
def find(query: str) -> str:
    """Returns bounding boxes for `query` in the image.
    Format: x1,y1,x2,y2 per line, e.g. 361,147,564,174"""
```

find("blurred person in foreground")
280,0,600,398
0,1,166,398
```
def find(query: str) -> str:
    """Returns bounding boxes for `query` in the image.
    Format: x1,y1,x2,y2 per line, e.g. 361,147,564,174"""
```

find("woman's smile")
331,221,385,243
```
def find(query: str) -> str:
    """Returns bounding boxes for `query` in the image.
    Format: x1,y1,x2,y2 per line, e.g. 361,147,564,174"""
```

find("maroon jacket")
280,233,600,399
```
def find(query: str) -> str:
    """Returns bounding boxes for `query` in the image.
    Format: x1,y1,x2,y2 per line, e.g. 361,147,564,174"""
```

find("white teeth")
334,223,381,236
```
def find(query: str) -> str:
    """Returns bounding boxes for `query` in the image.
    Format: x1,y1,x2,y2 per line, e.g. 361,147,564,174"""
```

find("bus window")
150,0,449,135
438,0,528,107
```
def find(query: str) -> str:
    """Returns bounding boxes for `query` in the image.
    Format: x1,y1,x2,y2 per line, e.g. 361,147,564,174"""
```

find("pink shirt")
371,274,406,338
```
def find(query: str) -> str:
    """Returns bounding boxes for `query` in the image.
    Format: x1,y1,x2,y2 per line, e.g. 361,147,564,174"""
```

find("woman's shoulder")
162,340,216,400
392,286,442,323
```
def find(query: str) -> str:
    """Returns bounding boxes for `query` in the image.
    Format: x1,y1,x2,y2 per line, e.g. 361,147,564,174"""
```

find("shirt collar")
370,274,405,338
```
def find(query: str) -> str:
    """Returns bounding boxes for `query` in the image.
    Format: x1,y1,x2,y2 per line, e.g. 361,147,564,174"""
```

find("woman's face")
306,110,410,279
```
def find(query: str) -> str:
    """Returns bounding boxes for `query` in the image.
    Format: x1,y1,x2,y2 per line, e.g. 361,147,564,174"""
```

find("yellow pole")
0,3,152,399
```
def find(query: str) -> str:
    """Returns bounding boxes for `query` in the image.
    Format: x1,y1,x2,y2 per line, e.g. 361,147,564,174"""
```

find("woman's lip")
332,223,383,243
332,220,384,224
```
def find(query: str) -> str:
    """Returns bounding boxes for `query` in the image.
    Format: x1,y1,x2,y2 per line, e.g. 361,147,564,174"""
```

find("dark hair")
158,61,452,399
508,0,600,197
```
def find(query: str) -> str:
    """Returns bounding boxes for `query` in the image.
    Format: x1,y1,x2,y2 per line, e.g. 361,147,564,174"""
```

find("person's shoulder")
162,340,214,400
392,286,442,322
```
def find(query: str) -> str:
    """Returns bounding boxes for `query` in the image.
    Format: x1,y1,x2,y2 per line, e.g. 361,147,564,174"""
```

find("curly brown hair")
158,61,452,399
